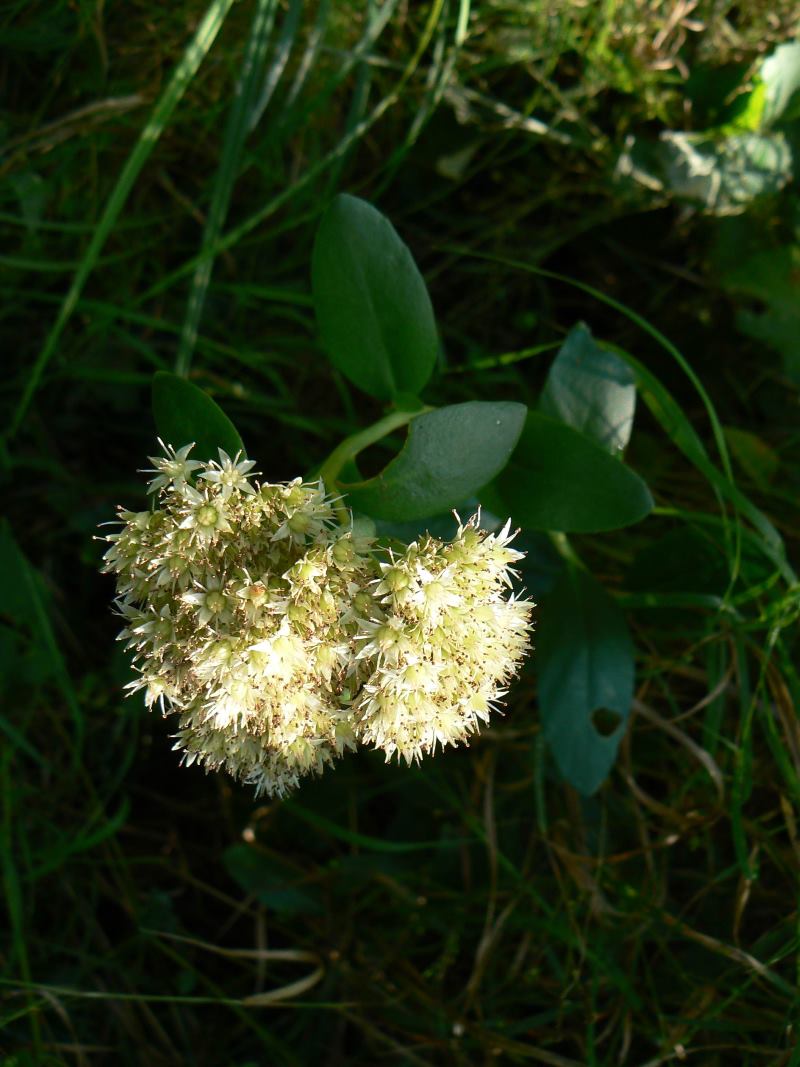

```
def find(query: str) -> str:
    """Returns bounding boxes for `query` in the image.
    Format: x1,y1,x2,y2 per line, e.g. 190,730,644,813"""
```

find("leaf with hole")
540,322,636,453
537,566,634,795
492,412,653,532
341,401,526,522
151,371,245,462
720,244,800,381
311,194,438,402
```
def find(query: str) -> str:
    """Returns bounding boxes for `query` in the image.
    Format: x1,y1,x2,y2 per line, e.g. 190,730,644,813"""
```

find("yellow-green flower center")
197,504,218,528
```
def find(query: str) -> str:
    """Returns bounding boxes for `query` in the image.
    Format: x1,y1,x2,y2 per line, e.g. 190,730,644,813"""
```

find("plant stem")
549,531,587,571
319,407,431,523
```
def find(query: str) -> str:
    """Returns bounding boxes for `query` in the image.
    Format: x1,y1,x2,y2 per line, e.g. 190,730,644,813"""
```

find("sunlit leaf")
540,323,636,453
657,130,792,215
342,401,526,521
311,194,438,401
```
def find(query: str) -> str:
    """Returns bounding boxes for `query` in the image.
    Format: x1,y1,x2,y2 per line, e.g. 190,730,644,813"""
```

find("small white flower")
143,441,204,494
271,479,335,545
182,576,231,626
178,488,233,543
199,449,258,500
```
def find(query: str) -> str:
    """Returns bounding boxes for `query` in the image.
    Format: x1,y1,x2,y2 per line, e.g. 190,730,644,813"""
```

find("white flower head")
352,515,534,763
103,445,534,795
102,443,380,797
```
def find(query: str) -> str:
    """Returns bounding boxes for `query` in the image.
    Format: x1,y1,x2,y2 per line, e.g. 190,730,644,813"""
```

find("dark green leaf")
311,194,438,401
342,401,526,521
151,371,245,462
512,531,566,599
493,412,653,532
722,244,799,312
736,307,800,382
223,844,321,914
373,498,480,543
538,566,634,795
721,244,800,380
540,323,636,453
684,63,758,129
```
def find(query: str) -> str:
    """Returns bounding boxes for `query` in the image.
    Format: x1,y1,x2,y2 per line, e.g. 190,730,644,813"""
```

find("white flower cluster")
353,522,532,763
102,442,533,796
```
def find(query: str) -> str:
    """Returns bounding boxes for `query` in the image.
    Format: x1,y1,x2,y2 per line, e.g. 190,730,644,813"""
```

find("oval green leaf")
760,40,800,127
342,401,526,522
311,194,438,402
152,371,245,462
540,323,636,454
493,412,653,532
537,566,634,795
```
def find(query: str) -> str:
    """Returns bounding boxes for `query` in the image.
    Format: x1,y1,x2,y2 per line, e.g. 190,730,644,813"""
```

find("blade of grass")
283,798,467,853
0,521,84,763
5,0,237,445
442,247,795,586
322,0,377,197
614,345,791,581
279,0,332,117
278,0,394,131
248,0,304,131
134,0,445,306
0,976,330,1012
731,630,756,879
2,751,41,1052
29,799,130,882
374,0,471,194
175,0,278,378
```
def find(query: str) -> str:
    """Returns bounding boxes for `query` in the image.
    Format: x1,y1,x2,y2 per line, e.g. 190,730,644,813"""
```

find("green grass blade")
284,799,466,853
5,0,237,444
1,752,40,1050
279,0,332,117
374,0,471,192
175,0,278,377
248,0,303,131
135,0,445,306
610,344,791,578
443,247,795,586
